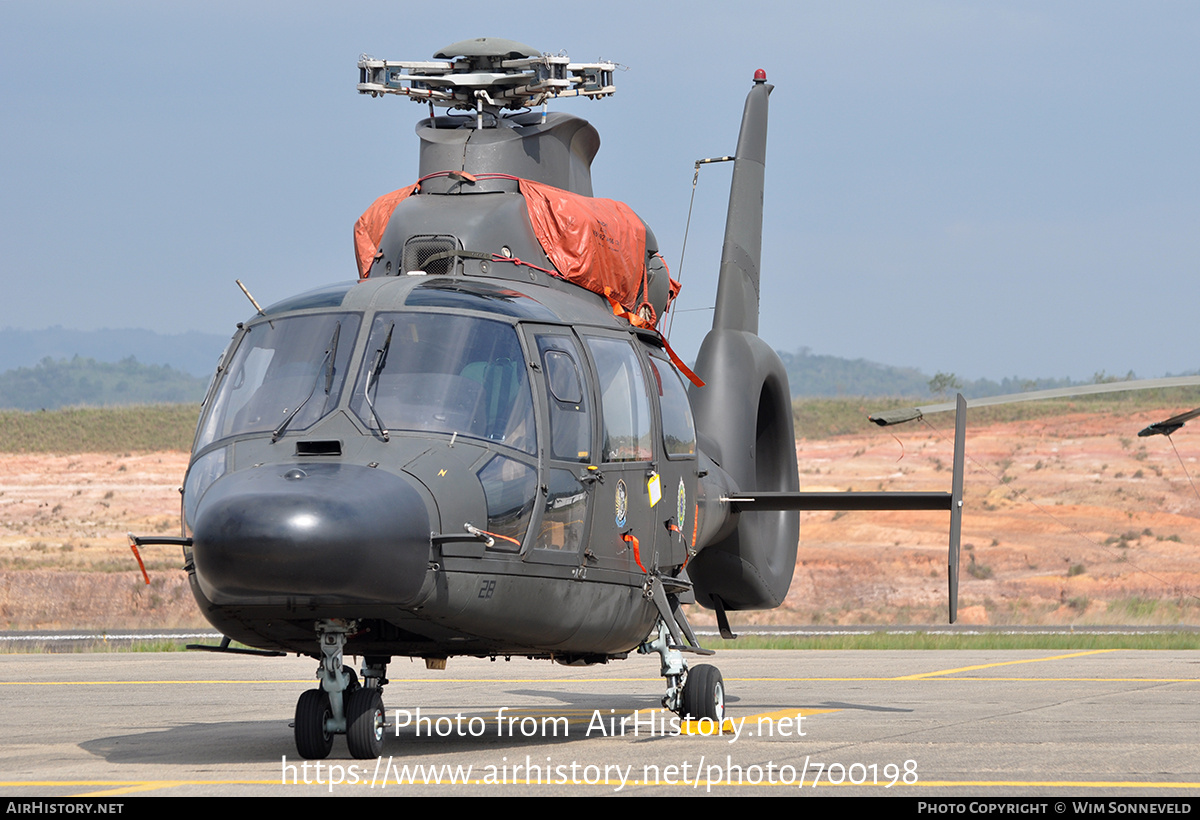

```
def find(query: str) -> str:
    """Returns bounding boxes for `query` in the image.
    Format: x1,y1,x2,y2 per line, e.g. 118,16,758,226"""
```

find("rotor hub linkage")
357,38,616,125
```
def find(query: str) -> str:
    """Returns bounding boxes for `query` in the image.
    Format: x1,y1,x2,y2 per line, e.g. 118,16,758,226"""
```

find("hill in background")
0,357,206,411
779,347,1087,399
0,327,228,378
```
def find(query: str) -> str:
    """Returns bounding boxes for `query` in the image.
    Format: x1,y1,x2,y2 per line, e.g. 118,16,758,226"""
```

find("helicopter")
131,37,968,761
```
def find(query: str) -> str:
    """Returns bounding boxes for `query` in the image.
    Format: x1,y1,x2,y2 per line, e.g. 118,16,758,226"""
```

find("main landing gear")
642,612,726,724
294,619,389,760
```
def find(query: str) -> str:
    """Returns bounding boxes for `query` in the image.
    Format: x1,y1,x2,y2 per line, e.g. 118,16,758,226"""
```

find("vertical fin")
690,73,799,612
948,393,966,623
712,74,772,335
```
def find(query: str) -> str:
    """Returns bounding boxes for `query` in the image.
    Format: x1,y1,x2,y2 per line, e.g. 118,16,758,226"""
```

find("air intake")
295,440,342,457
402,235,459,276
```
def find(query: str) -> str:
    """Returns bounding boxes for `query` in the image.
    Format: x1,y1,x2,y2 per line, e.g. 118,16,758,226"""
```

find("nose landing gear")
293,619,390,760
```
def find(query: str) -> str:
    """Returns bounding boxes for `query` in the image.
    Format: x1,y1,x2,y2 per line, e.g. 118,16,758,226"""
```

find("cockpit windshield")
350,312,535,454
194,313,361,452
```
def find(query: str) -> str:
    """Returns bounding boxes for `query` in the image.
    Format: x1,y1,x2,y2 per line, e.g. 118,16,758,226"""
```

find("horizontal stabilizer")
725,491,951,512
783,395,967,624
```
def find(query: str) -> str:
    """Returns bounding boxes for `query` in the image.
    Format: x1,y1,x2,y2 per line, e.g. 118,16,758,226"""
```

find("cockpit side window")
194,313,361,452
476,455,537,549
351,312,535,453
535,335,591,463
584,336,652,463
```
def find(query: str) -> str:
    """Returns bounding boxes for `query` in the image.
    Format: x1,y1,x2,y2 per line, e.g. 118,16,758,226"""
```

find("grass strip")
717,632,1200,651
0,404,197,453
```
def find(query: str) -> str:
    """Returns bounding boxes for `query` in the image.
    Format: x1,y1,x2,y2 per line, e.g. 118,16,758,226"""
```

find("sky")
2,1,1198,382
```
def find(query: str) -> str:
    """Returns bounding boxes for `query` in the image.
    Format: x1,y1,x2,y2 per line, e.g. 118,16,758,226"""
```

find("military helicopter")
132,37,968,761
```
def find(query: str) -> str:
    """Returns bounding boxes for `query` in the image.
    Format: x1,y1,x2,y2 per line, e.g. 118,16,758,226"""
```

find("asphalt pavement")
0,648,1197,796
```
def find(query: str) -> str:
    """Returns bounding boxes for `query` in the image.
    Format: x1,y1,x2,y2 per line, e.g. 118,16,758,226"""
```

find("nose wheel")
346,687,386,759
294,688,335,759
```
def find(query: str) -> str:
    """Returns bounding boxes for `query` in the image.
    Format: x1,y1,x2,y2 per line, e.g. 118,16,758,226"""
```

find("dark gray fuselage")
185,267,700,663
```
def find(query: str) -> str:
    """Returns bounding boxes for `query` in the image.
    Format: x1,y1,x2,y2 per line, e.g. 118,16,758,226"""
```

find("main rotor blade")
1139,406,1200,437
869,376,1200,427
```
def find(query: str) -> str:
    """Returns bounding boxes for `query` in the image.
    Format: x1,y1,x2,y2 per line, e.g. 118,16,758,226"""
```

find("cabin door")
578,332,663,576
521,327,596,568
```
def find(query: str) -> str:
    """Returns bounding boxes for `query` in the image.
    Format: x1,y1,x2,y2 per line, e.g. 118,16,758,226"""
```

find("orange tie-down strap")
621,532,648,574
604,286,704,388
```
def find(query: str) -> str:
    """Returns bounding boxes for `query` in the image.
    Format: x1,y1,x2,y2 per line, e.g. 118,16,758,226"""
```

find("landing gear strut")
642,616,725,723
645,619,688,714
294,619,390,759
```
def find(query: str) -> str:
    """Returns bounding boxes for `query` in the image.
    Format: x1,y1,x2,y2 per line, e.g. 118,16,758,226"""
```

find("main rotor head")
357,37,616,123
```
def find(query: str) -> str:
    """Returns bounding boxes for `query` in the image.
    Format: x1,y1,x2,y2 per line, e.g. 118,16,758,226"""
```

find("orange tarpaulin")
353,184,419,279
518,179,648,318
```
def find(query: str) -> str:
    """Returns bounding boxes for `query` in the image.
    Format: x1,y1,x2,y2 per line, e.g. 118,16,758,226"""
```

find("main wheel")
346,687,385,759
295,688,335,759
681,664,725,722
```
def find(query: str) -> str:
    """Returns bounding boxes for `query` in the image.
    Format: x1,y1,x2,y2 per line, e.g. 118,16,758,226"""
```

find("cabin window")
649,357,696,458
544,351,582,404
585,337,652,463
351,312,535,453
195,313,361,450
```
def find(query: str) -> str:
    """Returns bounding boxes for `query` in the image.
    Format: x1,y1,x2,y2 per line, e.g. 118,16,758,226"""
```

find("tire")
346,687,385,760
681,664,725,722
295,688,335,759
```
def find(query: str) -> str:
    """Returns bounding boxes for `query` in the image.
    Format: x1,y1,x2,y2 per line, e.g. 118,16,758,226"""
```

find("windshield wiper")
363,322,394,441
324,321,341,394
271,321,341,443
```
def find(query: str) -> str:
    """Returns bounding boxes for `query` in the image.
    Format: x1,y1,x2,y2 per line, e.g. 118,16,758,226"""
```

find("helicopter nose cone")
190,463,431,606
